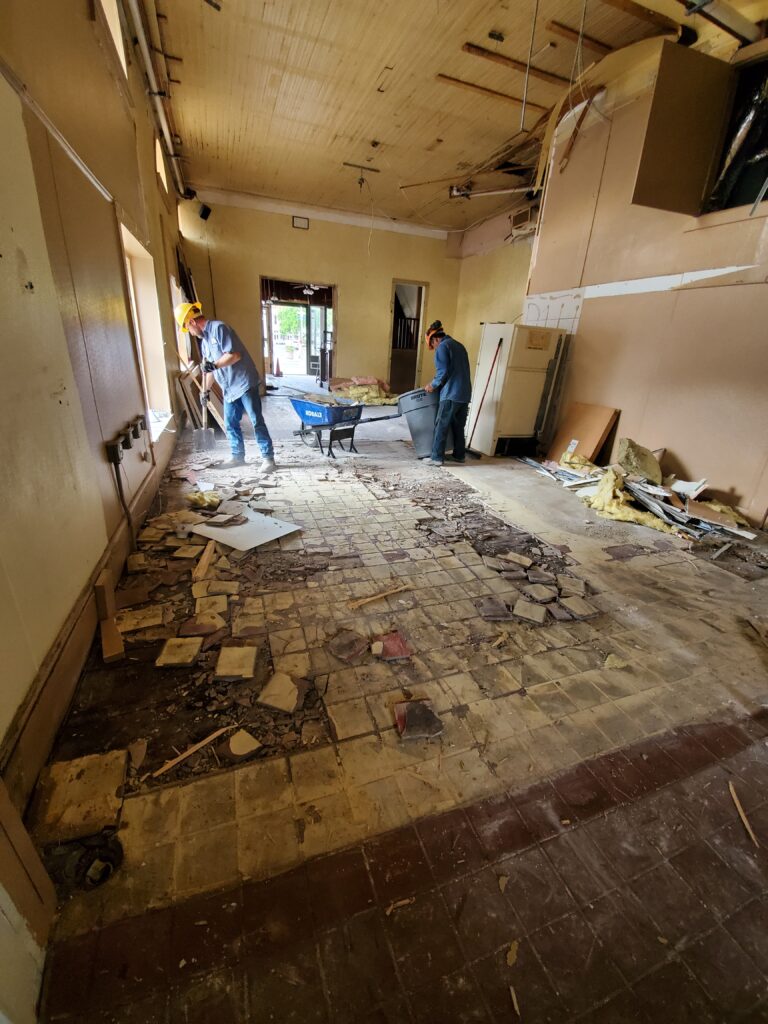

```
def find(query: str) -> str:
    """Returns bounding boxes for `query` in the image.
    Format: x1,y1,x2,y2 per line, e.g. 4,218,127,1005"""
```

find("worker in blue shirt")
174,302,276,473
424,320,472,466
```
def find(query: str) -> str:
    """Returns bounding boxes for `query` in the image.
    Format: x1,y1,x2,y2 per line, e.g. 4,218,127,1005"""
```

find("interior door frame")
388,278,428,389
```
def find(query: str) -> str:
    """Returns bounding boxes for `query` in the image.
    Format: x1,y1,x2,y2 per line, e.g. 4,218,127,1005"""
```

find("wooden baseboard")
1,428,178,812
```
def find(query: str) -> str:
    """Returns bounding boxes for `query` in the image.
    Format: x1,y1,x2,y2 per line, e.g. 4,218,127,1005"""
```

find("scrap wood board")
547,402,619,463
192,510,302,551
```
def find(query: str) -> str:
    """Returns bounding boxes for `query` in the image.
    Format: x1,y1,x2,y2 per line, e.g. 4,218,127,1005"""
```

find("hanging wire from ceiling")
520,0,540,130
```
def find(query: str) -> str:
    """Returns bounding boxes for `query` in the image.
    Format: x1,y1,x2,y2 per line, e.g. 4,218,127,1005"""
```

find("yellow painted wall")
0,79,107,742
0,0,184,800
452,238,534,374
179,202,461,388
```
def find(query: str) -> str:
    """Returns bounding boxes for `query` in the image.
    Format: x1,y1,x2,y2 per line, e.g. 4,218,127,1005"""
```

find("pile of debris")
524,438,758,544
329,375,398,405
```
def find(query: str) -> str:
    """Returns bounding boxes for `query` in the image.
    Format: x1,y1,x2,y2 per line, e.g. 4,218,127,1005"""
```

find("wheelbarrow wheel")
300,428,320,448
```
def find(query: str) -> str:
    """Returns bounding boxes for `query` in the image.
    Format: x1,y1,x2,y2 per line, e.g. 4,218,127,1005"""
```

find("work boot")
259,457,277,475
428,459,444,467
221,455,246,468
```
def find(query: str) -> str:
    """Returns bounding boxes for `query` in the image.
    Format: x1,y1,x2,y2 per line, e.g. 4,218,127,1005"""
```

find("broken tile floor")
39,395,768,1021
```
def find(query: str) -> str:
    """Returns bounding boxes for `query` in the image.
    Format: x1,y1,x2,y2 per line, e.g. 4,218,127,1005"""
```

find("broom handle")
467,337,503,451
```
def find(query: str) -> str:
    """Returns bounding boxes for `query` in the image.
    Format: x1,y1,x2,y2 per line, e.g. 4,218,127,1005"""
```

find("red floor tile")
364,827,432,904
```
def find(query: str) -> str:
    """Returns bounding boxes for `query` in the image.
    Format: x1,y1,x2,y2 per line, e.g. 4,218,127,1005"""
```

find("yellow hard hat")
174,301,202,332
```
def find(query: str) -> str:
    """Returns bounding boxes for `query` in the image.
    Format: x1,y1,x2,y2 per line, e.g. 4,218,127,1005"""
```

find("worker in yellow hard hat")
173,301,276,472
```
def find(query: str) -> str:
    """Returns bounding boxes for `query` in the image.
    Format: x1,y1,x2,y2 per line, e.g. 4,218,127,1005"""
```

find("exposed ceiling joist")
462,42,570,87
598,0,679,33
546,19,614,55
436,73,548,113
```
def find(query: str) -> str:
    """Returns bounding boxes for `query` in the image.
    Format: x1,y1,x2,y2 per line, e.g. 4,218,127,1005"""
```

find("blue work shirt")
201,320,260,403
430,334,472,403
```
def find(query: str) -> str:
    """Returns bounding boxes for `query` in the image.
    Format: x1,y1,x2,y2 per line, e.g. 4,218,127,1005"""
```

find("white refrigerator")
466,323,567,456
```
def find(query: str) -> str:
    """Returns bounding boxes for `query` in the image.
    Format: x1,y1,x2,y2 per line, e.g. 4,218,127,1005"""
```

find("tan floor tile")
402,680,453,714
346,777,411,837
273,651,311,677
296,791,363,859
328,697,376,740
268,627,307,658
338,735,395,787
485,736,537,789
366,689,404,731
523,724,582,775
395,762,458,818
175,822,240,896
440,749,497,804
235,757,293,815
290,746,342,802
178,772,236,834
238,808,302,881
323,667,363,704
464,699,523,744
442,672,485,705
436,712,475,755
119,787,180,847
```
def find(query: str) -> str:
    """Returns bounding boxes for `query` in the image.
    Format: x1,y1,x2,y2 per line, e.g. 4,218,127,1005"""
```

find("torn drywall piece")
115,605,166,633
192,509,301,552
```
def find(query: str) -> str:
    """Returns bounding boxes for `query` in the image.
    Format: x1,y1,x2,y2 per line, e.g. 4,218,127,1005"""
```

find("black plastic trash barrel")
397,388,453,459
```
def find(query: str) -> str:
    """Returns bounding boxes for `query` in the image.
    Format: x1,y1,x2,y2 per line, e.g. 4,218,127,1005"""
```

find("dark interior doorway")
389,281,424,395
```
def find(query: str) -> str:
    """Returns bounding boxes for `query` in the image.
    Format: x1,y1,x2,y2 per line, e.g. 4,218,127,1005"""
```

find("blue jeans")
224,386,274,459
432,399,468,462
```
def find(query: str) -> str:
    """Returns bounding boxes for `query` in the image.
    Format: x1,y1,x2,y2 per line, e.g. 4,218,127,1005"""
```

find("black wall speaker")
199,204,212,220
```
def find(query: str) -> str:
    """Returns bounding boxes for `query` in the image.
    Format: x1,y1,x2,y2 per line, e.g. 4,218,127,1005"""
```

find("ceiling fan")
292,283,322,296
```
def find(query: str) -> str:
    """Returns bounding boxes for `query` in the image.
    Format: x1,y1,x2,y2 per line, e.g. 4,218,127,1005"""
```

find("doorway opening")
260,277,335,387
389,281,425,395
120,226,172,439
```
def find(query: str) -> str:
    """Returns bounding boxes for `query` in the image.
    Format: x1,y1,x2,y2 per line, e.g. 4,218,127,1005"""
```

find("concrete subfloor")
40,394,768,1022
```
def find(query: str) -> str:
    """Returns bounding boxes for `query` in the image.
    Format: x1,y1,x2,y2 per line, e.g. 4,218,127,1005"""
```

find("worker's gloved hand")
424,383,434,394
202,359,216,373
200,390,210,408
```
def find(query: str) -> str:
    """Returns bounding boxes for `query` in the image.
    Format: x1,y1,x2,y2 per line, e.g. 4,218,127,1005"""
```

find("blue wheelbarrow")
289,395,400,458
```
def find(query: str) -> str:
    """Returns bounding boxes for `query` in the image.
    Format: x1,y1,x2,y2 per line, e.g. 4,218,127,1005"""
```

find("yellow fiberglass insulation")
559,451,600,473
583,469,675,535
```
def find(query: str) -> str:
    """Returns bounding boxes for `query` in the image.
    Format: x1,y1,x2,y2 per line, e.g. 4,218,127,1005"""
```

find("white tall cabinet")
466,323,567,456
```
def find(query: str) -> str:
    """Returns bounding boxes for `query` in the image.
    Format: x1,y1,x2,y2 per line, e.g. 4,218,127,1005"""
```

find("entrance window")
260,278,335,385
120,226,172,439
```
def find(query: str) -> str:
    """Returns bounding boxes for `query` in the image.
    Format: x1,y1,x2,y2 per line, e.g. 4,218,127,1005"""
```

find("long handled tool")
467,337,504,452
194,372,216,450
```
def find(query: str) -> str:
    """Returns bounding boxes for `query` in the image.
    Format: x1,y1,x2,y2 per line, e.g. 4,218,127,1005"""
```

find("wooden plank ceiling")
153,0,664,229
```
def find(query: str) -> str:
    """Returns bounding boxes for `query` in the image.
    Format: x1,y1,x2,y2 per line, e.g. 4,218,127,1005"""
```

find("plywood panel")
529,110,611,294
632,41,734,216
547,401,619,462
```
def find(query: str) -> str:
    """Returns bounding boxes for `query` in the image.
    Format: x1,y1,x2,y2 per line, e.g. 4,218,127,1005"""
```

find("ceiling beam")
436,74,548,113
545,20,613,56
598,0,679,32
462,42,570,87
